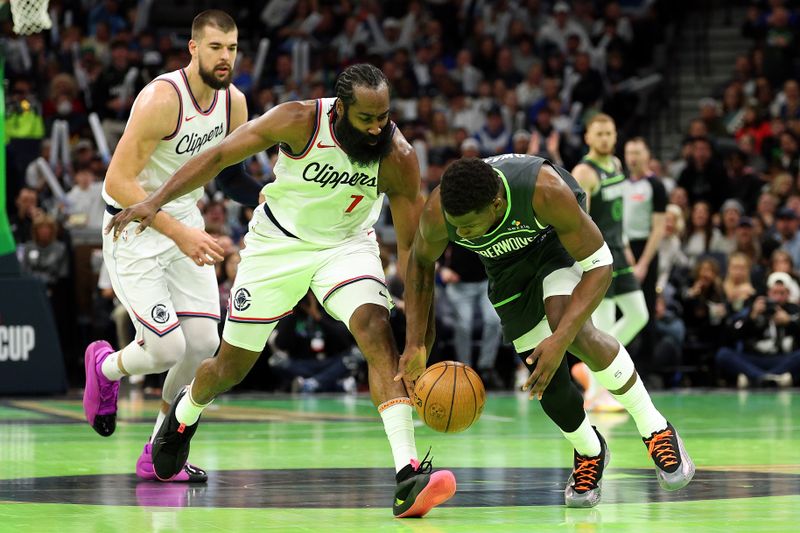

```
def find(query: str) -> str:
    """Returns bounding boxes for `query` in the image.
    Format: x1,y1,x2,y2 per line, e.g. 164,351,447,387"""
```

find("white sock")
561,416,602,457
100,351,126,381
151,410,167,443
174,383,211,426
378,398,417,472
612,376,667,437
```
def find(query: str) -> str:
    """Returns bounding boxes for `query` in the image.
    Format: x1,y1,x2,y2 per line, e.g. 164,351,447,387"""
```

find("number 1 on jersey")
345,195,364,213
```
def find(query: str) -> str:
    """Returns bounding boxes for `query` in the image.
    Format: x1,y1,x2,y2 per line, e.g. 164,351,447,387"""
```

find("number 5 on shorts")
345,195,364,213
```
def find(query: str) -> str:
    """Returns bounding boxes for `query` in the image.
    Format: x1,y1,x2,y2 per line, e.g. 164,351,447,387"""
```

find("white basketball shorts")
102,208,220,342
222,204,390,352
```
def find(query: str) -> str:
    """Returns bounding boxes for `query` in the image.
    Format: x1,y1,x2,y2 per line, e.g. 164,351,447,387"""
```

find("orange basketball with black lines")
413,361,485,433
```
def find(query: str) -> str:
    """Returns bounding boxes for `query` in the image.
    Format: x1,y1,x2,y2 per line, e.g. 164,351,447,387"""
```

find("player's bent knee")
349,305,391,343
145,330,187,369
185,330,220,360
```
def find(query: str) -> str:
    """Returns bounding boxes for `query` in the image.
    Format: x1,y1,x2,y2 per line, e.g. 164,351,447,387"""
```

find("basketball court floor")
1,389,798,531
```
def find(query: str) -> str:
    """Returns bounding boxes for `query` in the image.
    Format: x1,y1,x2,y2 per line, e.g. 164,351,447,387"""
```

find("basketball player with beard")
83,10,262,483
570,114,648,412
106,64,456,518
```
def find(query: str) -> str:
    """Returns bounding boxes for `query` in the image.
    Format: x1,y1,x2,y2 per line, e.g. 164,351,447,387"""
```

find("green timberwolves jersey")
443,154,585,341
581,157,626,248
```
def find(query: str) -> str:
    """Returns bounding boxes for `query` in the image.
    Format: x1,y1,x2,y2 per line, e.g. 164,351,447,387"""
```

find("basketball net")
9,0,51,35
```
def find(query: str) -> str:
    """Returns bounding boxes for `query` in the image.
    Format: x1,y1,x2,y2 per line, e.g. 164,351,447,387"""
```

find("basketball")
413,361,485,433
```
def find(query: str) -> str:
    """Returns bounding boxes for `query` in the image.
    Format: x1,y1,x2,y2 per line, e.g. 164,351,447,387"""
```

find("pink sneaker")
82,340,119,437
136,441,208,483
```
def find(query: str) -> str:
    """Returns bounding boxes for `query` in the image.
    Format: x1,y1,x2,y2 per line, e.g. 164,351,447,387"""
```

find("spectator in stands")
717,272,800,388
526,106,564,165
719,199,745,255
425,111,458,152
567,51,604,109
756,191,780,228
761,6,798,86
658,204,689,293
735,216,763,267
680,257,728,359
723,252,757,312
774,79,800,121
724,149,763,213
683,201,727,266
511,130,531,155
774,207,800,266
42,73,88,133
735,106,773,154
20,214,69,292
721,83,746,135
538,1,590,55
678,137,727,210
92,39,142,148
9,188,41,245
451,49,484,97
516,62,544,109
772,132,800,173
63,168,105,234
474,105,511,156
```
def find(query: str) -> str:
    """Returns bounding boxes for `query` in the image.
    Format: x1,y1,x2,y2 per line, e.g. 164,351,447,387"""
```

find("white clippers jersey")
262,98,385,245
102,68,231,219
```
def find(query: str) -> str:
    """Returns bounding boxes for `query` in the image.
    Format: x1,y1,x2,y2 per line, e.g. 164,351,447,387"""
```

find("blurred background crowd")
4,0,800,394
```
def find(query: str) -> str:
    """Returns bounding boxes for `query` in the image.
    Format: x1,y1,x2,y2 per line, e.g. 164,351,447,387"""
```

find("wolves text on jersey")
302,162,378,189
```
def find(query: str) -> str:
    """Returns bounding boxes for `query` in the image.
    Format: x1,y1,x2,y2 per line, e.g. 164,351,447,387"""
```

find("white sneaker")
763,372,793,388
340,376,357,394
736,374,750,389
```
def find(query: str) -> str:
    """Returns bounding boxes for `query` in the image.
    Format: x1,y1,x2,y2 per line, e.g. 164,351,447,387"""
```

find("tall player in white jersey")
106,64,456,518
84,10,260,483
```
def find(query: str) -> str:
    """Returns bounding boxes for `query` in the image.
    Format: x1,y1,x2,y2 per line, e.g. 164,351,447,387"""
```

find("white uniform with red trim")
101,68,231,337
223,98,391,352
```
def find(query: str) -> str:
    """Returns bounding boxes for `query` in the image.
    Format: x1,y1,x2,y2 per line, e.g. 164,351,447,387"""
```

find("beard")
334,107,394,167
198,58,233,90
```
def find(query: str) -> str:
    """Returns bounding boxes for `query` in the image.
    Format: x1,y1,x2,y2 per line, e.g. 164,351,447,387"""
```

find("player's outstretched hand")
522,335,569,400
174,227,225,266
104,199,159,240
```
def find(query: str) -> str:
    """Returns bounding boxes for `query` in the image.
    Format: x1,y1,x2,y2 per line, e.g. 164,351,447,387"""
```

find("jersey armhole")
279,99,321,159
151,79,182,141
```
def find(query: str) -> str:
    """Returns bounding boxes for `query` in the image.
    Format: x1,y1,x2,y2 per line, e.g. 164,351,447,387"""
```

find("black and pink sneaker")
152,387,201,481
136,440,207,483
82,340,119,437
393,449,456,518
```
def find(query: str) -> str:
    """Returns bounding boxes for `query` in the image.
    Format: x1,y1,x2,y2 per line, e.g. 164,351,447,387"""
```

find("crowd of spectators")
3,0,799,391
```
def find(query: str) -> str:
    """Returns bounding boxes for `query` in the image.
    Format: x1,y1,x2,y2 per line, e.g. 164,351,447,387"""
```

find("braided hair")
335,64,388,107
